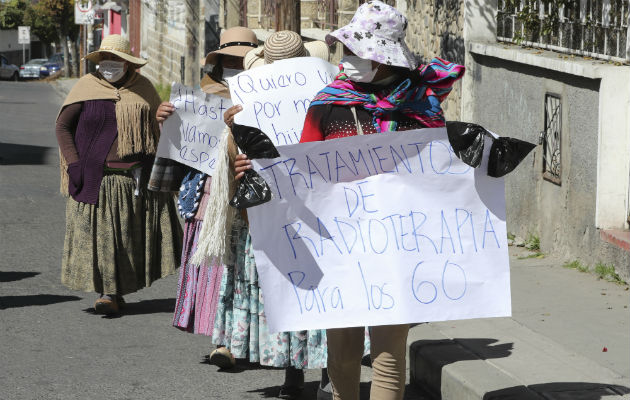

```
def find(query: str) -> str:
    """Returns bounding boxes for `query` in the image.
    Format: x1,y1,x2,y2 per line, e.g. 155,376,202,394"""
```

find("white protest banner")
156,82,232,175
227,57,339,146
247,128,511,333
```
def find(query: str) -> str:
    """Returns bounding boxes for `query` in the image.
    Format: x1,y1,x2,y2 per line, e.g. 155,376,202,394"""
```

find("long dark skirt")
61,174,183,296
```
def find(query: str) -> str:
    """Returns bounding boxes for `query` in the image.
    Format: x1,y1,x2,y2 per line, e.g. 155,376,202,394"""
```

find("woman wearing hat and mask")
220,30,339,399
155,27,258,366
232,2,465,399
157,29,330,398
55,34,183,315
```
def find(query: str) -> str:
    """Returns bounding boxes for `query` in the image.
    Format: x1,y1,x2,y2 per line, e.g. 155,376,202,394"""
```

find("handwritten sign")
156,83,232,175
227,57,339,146
247,128,511,333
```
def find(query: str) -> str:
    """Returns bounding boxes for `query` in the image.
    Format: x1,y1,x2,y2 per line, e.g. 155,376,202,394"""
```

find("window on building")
541,94,562,185
315,0,338,30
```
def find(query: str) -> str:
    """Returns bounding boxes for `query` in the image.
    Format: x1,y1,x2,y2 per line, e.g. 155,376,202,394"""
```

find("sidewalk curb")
408,321,629,399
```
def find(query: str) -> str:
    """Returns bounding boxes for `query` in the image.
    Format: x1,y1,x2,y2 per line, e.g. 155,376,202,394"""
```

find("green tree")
32,0,78,77
23,2,57,47
0,0,29,29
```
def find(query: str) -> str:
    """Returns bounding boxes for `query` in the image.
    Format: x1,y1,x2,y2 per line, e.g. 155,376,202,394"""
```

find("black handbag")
229,123,280,209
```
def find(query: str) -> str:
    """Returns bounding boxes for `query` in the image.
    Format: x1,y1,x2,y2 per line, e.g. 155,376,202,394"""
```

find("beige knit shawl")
56,71,162,195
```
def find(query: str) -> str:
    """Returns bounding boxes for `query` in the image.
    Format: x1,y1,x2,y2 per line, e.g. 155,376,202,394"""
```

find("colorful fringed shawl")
310,57,464,132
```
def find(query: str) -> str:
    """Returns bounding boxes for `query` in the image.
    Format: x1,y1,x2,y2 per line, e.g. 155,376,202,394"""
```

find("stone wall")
404,0,465,121
141,0,197,87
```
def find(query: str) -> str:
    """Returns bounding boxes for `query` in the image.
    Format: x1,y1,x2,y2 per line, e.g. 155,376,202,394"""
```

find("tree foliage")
0,0,29,29
23,2,57,45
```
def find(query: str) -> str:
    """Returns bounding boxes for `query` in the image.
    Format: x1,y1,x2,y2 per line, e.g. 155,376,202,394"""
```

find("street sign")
18,26,30,44
75,0,95,25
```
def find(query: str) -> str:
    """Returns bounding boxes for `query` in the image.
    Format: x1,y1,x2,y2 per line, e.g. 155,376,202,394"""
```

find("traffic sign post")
75,0,94,76
18,26,30,65
75,0,95,24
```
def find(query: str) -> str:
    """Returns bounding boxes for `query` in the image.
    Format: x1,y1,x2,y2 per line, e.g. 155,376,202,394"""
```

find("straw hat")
244,30,330,70
85,34,147,66
326,0,417,69
205,27,259,66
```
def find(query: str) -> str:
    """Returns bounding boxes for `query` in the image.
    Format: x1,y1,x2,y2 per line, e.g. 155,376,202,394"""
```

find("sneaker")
209,347,236,369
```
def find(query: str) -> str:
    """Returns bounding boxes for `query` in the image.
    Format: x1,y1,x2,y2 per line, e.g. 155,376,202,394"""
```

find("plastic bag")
487,137,536,178
446,121,486,168
229,123,280,209
446,121,536,177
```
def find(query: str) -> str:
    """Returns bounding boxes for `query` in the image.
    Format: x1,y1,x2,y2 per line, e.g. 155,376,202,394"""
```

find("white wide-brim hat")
85,34,147,67
326,0,417,70
244,31,330,70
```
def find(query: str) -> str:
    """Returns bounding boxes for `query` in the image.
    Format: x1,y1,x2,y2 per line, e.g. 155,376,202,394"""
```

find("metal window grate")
316,0,339,30
497,0,630,63
540,94,562,185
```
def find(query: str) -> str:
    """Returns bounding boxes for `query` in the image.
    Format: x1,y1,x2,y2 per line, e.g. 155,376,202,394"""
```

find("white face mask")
99,60,126,82
222,68,242,79
341,55,379,83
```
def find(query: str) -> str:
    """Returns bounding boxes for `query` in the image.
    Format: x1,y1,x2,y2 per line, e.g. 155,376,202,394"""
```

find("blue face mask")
341,55,379,83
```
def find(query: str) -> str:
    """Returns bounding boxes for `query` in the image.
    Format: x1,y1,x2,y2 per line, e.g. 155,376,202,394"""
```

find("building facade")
461,0,630,278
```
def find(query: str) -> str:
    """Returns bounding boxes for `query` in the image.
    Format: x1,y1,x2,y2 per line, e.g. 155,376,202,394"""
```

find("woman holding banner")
156,26,257,368
158,29,335,399
55,34,183,315
231,2,464,399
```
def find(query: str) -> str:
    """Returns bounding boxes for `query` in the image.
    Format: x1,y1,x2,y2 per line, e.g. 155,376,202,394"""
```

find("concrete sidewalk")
50,77,78,100
407,246,630,399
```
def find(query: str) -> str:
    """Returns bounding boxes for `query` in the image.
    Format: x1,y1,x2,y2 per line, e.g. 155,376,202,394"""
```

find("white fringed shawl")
190,127,238,266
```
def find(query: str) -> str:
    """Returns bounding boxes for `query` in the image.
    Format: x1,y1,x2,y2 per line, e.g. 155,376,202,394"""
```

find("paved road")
0,81,427,400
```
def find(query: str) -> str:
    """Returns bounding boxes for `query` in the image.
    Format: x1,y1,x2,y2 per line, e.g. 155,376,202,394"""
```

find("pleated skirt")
211,217,353,369
61,173,183,296
172,220,224,336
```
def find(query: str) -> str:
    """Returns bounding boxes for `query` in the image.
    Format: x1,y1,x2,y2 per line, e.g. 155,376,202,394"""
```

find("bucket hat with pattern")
325,0,417,70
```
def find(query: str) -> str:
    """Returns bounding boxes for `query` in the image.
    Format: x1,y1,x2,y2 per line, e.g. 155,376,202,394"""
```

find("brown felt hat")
205,27,259,66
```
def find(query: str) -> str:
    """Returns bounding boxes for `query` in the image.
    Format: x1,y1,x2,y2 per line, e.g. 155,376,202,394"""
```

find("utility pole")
275,0,301,34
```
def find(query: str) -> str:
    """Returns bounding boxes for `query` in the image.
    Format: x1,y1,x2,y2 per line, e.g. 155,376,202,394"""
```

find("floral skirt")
61,173,183,296
212,217,369,369
172,220,224,336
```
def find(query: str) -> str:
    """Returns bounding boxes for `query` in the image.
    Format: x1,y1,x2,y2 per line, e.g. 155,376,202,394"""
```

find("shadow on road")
247,380,321,399
83,298,177,318
0,142,53,165
0,271,40,282
247,380,429,399
483,382,630,399
0,294,81,309
200,356,279,374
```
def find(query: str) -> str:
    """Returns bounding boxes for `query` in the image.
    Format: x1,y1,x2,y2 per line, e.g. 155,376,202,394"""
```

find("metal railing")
497,0,630,63
315,0,339,30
